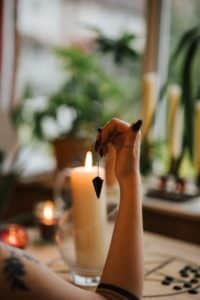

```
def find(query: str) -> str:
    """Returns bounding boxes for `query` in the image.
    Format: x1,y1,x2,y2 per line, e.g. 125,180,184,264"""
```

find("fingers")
124,119,143,145
132,131,141,160
95,118,129,156
101,118,129,146
95,118,143,156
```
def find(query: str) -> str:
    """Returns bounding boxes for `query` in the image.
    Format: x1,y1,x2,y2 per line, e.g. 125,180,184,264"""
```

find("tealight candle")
70,151,107,272
0,224,28,249
36,201,58,241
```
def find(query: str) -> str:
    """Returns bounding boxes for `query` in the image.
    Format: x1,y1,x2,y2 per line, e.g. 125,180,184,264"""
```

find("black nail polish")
95,140,100,152
132,120,143,132
99,148,104,157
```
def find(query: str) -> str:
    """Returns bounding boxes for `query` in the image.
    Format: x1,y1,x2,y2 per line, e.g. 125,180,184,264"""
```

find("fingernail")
97,127,102,133
99,148,104,157
94,140,100,152
132,120,143,132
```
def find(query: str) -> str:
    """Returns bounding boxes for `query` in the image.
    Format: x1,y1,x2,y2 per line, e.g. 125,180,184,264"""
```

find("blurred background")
1,0,200,245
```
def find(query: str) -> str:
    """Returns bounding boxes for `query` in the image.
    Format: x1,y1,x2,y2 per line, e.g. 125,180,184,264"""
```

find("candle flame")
85,151,93,170
43,202,55,220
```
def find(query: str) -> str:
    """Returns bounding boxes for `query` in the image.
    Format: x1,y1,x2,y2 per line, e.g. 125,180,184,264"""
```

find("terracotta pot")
52,137,90,170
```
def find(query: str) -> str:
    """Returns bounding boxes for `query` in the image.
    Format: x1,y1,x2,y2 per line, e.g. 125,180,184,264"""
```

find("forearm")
0,242,105,300
98,172,144,299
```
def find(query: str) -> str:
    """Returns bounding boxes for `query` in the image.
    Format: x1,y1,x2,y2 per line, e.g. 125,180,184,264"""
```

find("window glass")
16,0,145,110
15,0,145,173
169,0,200,86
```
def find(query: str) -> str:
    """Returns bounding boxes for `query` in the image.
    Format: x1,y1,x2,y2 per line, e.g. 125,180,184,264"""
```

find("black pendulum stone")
173,285,182,290
188,289,198,294
195,273,200,278
92,176,104,198
184,283,192,288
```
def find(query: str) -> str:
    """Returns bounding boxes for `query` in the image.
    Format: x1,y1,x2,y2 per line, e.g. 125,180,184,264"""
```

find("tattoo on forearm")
22,252,39,264
3,253,29,292
0,241,39,264
0,242,41,292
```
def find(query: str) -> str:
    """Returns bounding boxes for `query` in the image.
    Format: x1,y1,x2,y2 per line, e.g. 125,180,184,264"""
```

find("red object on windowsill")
0,224,28,249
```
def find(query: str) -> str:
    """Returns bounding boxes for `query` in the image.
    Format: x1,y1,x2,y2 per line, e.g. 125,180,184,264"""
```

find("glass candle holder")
54,163,117,287
56,209,114,287
35,201,60,241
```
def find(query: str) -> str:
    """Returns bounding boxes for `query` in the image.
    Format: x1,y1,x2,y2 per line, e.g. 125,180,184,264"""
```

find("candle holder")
38,219,58,241
158,175,168,191
56,208,115,287
146,176,200,202
54,152,117,287
0,224,28,249
35,201,60,242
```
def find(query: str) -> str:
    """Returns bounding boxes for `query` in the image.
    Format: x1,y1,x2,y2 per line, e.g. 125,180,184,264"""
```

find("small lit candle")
36,201,58,241
70,151,107,272
42,201,56,225
0,224,28,249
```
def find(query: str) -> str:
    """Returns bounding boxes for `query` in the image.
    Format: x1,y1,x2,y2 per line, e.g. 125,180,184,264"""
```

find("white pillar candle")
167,84,182,159
70,151,107,272
194,102,200,174
141,72,157,138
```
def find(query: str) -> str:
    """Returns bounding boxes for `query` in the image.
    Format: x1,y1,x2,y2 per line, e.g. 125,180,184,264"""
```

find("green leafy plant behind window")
153,25,200,177
12,47,125,142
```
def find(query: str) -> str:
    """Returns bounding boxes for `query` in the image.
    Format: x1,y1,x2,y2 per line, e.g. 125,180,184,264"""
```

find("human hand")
95,118,142,182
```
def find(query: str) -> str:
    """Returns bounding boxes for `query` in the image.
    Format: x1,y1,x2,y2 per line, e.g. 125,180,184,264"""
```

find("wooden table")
28,230,200,299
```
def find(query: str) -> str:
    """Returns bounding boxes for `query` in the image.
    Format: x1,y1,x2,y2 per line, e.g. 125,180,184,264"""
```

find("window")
16,0,145,101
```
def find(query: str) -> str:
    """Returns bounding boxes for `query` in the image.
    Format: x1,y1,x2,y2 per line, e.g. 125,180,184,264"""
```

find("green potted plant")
151,25,200,179
12,47,124,169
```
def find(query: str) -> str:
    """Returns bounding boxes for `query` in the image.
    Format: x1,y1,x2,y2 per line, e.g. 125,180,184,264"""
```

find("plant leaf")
181,33,200,158
170,25,200,66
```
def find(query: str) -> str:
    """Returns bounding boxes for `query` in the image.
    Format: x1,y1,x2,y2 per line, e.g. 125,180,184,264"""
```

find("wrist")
118,171,141,187
118,172,142,208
